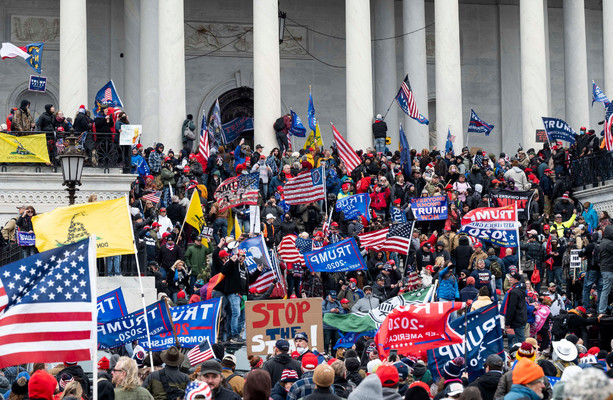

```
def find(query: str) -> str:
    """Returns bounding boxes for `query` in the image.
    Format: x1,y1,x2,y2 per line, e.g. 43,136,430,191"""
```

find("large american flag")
249,249,282,293
605,103,613,151
199,112,210,162
396,75,428,124
282,167,325,205
0,239,95,368
358,221,414,255
331,123,361,174
278,235,302,264
187,337,214,366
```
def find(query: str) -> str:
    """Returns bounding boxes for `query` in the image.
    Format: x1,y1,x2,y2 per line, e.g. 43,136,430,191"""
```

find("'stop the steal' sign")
246,298,324,357
410,195,448,221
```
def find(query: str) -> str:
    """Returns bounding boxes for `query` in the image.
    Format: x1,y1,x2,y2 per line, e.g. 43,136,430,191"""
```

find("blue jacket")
459,284,479,302
233,144,246,169
504,384,541,400
583,204,598,231
437,266,459,301
322,299,345,330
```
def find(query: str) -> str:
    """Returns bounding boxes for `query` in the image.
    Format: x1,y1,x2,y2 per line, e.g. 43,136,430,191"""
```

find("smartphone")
389,349,398,361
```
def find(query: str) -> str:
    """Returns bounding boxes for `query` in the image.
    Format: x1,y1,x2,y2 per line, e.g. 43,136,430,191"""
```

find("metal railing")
1,130,131,172
570,151,613,190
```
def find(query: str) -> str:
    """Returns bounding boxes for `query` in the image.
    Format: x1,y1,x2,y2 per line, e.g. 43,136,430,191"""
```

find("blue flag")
209,99,224,145
25,42,43,74
391,206,407,223
308,89,317,132
427,303,504,382
136,156,150,178
93,80,123,118
304,238,367,273
97,288,128,323
445,128,455,154
222,117,253,144
468,109,494,136
290,110,307,137
541,117,577,145
237,235,274,274
592,81,609,106
334,330,377,349
399,124,412,175
335,193,371,221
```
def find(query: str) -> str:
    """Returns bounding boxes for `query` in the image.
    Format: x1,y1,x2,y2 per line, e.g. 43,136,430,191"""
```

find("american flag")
605,103,613,151
282,167,325,205
214,173,260,212
0,239,95,368
249,249,282,293
396,75,428,124
358,221,414,255
199,112,210,162
331,123,361,174
142,191,162,204
295,237,313,254
187,337,214,366
104,87,113,102
278,235,302,264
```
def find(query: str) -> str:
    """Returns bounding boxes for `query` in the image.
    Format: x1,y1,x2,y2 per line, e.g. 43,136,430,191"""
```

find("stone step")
97,276,158,314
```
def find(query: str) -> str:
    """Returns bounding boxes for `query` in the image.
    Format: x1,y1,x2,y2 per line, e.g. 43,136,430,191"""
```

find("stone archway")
207,86,255,147
8,83,59,121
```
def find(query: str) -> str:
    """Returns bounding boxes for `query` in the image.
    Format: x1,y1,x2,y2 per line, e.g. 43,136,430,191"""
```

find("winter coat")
12,104,33,131
504,283,527,329
261,353,302,388
271,382,289,400
37,105,54,131
459,284,479,302
582,204,599,231
600,225,613,272
504,167,529,190
222,259,261,295
503,384,541,400
143,366,190,400
352,294,380,313
453,236,473,274
322,299,345,330
437,266,459,301
184,242,213,277
372,120,388,139
73,112,92,133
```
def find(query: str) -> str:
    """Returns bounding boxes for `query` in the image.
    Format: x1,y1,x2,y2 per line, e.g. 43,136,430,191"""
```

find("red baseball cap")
376,365,399,387
340,298,349,304
544,224,550,230
219,250,229,258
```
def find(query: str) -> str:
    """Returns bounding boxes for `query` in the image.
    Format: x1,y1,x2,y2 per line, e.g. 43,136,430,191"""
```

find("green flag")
323,286,434,333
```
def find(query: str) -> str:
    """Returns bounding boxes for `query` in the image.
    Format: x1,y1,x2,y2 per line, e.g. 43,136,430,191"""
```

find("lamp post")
59,131,86,205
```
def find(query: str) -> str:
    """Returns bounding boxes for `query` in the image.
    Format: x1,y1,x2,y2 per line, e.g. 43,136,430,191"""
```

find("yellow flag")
303,130,315,150
185,191,205,233
314,123,323,147
234,215,242,240
303,124,323,150
32,197,135,258
0,132,50,163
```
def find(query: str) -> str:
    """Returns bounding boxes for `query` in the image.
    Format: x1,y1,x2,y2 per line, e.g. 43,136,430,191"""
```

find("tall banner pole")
125,195,155,369
89,236,98,400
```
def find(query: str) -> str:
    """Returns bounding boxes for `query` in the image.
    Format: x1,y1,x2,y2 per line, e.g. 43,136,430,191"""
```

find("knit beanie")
512,358,544,385
28,370,57,400
563,367,613,400
345,357,361,372
11,377,29,396
348,373,383,400
442,357,465,380
516,342,536,362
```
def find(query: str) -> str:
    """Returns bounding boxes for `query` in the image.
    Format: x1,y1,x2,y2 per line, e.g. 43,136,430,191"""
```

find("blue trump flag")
335,193,371,221
334,330,377,349
94,81,123,118
391,206,407,223
468,109,494,136
592,81,609,106
136,157,150,179
209,99,224,145
427,303,504,382
290,110,307,137
97,288,128,323
97,299,174,349
304,238,367,273
399,124,411,175
222,117,253,144
445,128,455,155
142,298,222,351
541,117,577,145
25,42,44,74
308,88,317,132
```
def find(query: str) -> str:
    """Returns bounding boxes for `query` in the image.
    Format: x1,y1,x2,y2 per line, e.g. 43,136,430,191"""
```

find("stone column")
403,0,429,152
604,1,613,95
158,0,186,152
563,0,589,133
140,0,159,147
124,0,140,124
346,0,374,151
374,0,398,150
59,0,88,118
520,0,548,151
253,0,281,150
434,0,463,150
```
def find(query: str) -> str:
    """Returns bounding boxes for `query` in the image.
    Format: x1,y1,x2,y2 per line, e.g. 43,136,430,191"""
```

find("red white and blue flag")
0,239,96,368
396,75,428,125
468,109,494,136
605,103,613,151
282,167,326,205
187,337,214,365
358,222,414,255
93,81,123,118
331,123,361,174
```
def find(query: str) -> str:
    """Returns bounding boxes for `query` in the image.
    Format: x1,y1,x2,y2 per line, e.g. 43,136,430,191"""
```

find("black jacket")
600,225,613,272
372,120,388,139
56,364,91,398
221,258,261,295
210,386,241,400
37,106,54,131
261,353,302,387
271,382,289,400
304,388,342,400
505,282,527,329
453,236,474,274
73,112,92,133
468,370,503,400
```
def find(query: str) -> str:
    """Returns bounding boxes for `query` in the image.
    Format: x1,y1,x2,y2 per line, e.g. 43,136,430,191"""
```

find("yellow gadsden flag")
303,124,323,150
32,197,135,258
185,190,206,234
0,132,50,163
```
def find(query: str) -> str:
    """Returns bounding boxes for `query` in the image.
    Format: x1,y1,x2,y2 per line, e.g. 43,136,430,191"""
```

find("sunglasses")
112,369,124,373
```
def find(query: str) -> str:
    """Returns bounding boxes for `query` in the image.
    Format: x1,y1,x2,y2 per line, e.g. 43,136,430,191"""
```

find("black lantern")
59,131,86,205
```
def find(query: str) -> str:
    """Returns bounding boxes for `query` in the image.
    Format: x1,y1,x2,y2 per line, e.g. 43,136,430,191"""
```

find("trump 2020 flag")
459,204,519,247
308,88,317,132
25,42,43,74
541,117,577,145
0,238,96,368
290,110,307,137
94,81,123,118
427,303,504,381
209,99,224,145
399,124,412,175
468,109,494,136
335,193,371,221
593,81,609,106
375,301,464,358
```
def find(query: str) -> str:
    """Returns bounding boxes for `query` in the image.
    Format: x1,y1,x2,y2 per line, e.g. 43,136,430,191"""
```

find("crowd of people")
2,105,613,400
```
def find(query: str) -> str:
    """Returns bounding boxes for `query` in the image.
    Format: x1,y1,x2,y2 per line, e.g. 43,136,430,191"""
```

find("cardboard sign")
119,125,142,145
246,298,324,356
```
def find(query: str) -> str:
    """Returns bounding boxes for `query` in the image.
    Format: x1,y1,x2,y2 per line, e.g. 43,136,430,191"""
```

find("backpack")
273,117,285,132
158,369,185,400
489,259,502,279
551,311,570,339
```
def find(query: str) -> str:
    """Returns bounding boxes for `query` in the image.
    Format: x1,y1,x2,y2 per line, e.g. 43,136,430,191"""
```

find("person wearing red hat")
375,364,400,398
566,305,600,344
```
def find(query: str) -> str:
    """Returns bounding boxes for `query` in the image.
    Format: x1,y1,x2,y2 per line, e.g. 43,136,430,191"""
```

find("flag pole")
464,305,469,368
89,236,98,400
125,195,155,370
382,96,397,120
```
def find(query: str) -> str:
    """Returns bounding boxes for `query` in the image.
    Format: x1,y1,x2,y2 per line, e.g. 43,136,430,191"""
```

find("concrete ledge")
98,276,158,314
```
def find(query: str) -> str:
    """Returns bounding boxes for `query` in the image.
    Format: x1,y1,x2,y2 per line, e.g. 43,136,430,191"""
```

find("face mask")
350,283,356,290
297,346,308,355
562,296,566,301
